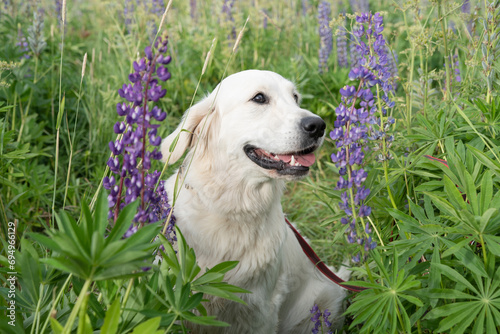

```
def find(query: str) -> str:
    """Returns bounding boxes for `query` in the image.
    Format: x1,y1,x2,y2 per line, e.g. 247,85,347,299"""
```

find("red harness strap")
285,217,366,293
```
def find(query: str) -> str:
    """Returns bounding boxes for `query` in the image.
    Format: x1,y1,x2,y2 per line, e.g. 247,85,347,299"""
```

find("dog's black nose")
300,116,326,139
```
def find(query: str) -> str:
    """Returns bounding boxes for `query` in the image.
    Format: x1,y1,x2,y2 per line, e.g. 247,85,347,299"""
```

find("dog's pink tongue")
278,153,316,167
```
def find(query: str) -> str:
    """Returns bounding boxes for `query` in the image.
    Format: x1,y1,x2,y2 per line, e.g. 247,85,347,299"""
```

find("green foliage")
30,192,160,281
2,0,500,333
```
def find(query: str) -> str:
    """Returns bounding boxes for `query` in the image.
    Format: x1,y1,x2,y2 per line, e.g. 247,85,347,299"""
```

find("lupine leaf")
130,317,163,334
443,175,467,211
105,200,139,245
479,171,493,214
431,263,479,294
100,299,121,334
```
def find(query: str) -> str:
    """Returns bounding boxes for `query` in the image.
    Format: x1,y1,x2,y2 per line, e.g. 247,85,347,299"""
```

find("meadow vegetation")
1,0,500,333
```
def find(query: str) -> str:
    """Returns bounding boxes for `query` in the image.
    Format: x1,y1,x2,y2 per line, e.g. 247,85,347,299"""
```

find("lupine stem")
62,276,93,334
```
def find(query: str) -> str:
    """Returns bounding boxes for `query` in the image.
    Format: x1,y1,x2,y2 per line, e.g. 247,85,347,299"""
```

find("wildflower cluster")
350,0,370,14
444,53,461,93
222,0,236,40
318,1,332,73
336,18,349,69
104,35,174,239
331,12,397,261
16,27,30,59
310,304,333,334
27,10,47,57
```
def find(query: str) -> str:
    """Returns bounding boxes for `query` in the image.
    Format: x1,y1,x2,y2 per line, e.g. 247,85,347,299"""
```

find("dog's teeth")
291,155,296,166
274,155,280,161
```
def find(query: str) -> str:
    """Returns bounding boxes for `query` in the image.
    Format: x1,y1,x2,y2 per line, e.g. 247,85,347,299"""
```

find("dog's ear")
161,96,215,164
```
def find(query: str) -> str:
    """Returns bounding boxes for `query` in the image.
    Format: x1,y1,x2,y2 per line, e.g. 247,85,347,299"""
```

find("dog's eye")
293,94,299,104
251,93,268,104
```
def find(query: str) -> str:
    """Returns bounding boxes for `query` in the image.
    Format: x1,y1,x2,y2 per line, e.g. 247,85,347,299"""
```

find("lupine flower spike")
318,1,332,73
331,12,397,262
337,13,349,69
104,34,175,241
310,304,333,334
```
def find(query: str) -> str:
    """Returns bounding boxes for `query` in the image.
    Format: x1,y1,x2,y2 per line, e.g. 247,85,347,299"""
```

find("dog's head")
161,70,325,181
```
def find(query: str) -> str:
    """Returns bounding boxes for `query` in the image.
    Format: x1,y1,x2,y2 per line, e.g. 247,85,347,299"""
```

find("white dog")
161,70,348,333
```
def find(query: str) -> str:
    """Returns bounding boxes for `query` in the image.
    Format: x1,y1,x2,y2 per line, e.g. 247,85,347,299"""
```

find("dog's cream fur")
161,70,348,333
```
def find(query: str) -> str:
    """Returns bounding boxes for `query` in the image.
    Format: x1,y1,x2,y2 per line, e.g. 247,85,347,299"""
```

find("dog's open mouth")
244,144,317,176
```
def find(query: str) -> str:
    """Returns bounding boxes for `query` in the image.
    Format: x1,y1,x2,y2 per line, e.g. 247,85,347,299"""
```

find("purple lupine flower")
222,0,236,40
454,54,461,82
337,17,349,68
27,9,47,57
16,28,30,59
349,35,362,68
309,304,333,333
444,53,462,91
330,12,397,262
461,0,473,33
323,309,333,333
262,9,268,29
54,0,61,22
302,0,309,16
104,34,174,240
2,0,10,15
124,0,134,33
146,0,165,41
310,304,322,334
318,1,333,73
349,0,369,13
190,0,196,20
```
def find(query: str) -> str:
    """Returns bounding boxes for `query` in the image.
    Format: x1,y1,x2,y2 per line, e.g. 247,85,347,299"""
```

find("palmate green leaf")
182,292,204,312
42,257,89,278
432,263,479,294
463,171,479,215
205,261,239,275
175,226,202,282
105,200,140,245
93,261,152,281
483,234,500,256
479,170,493,214
480,208,499,233
81,200,94,248
193,283,248,304
441,238,470,258
50,318,64,334
18,239,41,302
423,192,460,220
130,317,163,334
439,303,481,334
471,307,486,334
347,250,423,333
443,175,468,211
181,311,230,327
93,190,109,237
192,272,225,286
348,291,389,328
56,210,88,254
425,288,475,300
33,195,160,281
467,144,500,178
100,299,121,334
425,301,477,319
440,239,488,277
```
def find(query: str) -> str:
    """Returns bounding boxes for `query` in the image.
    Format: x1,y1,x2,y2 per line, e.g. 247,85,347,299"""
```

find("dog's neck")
176,162,286,219
166,160,288,274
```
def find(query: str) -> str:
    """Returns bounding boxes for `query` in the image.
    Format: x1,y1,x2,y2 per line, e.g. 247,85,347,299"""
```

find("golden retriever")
161,70,348,333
